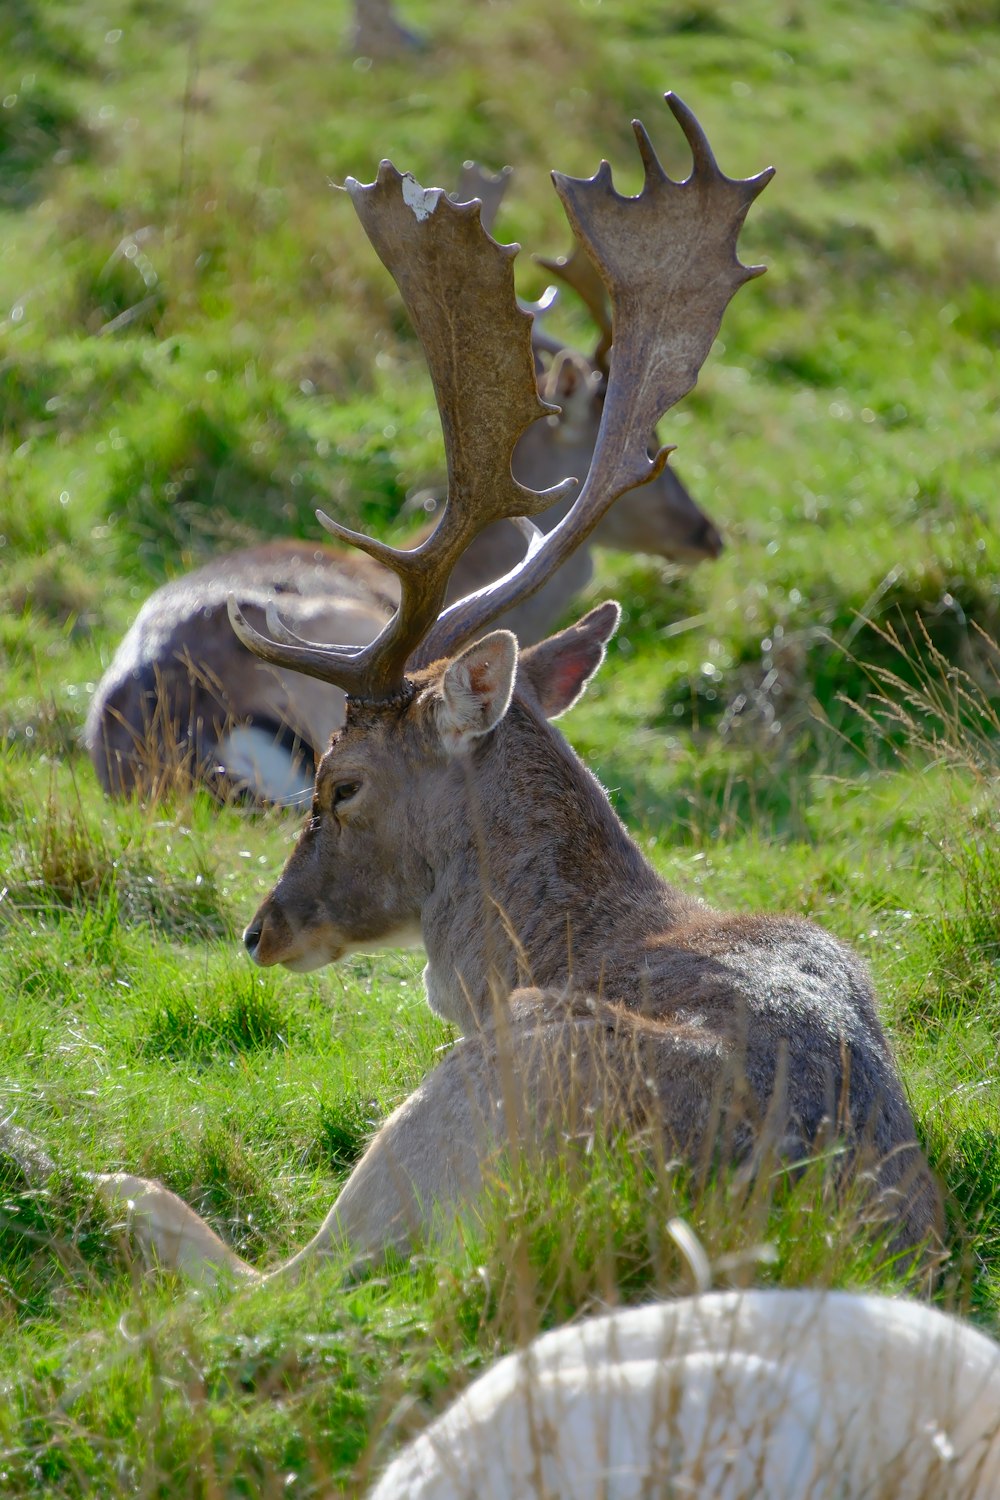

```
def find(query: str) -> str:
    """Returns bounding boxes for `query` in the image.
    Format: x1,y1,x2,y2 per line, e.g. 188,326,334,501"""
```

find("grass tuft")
0,1140,122,1321
0,80,91,210
140,972,295,1062
313,1096,379,1174
891,112,998,204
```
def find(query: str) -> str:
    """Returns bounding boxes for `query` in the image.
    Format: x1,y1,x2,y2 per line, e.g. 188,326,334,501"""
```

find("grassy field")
1,0,1000,1491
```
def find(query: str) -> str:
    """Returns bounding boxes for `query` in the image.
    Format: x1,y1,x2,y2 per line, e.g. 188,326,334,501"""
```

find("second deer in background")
85,158,721,803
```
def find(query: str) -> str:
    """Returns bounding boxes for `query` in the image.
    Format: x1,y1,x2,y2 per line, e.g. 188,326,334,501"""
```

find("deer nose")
243,917,263,962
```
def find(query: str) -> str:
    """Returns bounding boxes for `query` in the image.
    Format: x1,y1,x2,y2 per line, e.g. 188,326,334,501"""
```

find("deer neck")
418,698,684,1032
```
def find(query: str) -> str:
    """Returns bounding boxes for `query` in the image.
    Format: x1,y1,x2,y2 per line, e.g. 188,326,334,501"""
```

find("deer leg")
264,1038,503,1283
88,1038,502,1288
90,1172,259,1286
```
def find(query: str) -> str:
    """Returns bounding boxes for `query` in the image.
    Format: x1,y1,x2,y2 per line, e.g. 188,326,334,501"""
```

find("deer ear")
438,631,519,753
518,601,621,719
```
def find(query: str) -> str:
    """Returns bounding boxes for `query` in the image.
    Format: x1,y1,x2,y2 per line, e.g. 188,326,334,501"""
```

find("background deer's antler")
534,242,614,372
451,160,513,236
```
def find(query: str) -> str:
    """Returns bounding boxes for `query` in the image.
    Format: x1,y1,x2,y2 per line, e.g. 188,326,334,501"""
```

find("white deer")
368,1290,1000,1499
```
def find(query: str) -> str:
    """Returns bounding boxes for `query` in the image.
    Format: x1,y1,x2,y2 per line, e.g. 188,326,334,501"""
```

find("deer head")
232,94,773,995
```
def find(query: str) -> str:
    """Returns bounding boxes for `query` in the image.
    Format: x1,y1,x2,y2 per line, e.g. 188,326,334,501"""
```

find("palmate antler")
230,167,570,700
230,93,773,699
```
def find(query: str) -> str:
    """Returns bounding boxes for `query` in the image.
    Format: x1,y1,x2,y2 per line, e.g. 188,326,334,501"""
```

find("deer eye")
332,780,361,808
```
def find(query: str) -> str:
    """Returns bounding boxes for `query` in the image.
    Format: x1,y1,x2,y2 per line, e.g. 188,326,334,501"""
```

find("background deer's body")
85,444,717,802
369,1290,1000,1499
86,540,393,803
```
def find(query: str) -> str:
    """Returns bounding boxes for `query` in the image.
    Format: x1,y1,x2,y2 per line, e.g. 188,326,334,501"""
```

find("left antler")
230,166,568,700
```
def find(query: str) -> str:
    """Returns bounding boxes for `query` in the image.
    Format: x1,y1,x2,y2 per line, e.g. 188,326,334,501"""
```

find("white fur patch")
217,726,313,805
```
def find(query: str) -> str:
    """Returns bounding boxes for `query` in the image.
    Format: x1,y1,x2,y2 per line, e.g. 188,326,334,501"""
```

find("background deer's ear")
438,631,519,753
518,601,621,719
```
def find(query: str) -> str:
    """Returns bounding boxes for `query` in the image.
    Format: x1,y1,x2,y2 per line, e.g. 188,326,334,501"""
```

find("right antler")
418,94,773,662
230,94,772,697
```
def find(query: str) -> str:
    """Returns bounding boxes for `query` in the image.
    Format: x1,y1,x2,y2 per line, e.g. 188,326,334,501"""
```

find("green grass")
2,0,1000,1491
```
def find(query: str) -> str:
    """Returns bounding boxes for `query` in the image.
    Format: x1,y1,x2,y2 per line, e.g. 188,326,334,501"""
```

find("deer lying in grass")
90,93,941,1286
368,1290,1000,1499
86,168,720,805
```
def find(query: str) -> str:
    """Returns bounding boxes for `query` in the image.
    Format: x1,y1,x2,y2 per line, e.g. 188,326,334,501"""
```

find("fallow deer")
369,1291,1000,1498
90,94,941,1286
85,163,721,804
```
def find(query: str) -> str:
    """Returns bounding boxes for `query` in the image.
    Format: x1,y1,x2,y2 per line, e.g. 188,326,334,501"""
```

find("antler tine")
228,597,370,694
418,93,773,664
451,160,513,237
534,243,613,372
232,161,569,701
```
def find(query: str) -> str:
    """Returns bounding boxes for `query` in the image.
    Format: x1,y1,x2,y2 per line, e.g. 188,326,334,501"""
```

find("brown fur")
89,614,938,1286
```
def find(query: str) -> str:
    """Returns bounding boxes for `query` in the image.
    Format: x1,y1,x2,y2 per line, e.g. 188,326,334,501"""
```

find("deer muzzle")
243,901,296,968
243,896,345,972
